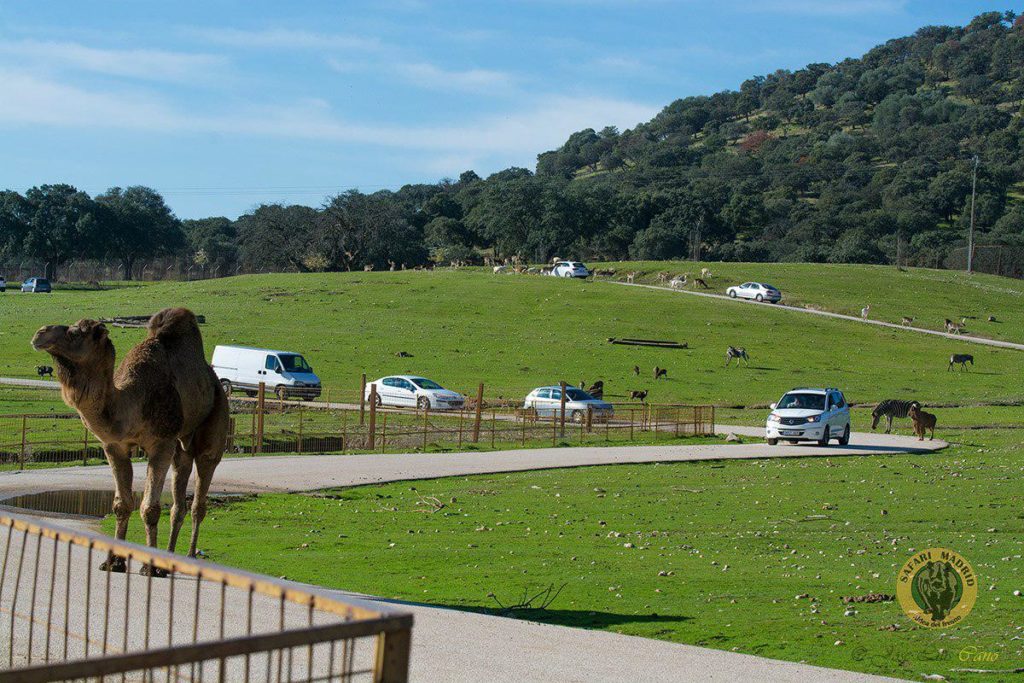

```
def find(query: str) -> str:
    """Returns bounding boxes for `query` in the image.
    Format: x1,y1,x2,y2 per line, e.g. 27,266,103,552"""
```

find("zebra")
724,346,749,367
948,354,973,371
871,399,921,434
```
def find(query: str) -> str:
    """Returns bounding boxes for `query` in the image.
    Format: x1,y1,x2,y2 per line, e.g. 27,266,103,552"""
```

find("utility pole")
968,155,979,274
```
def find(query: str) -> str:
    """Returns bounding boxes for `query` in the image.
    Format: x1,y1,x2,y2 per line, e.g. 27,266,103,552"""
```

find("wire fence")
0,382,716,466
0,510,412,682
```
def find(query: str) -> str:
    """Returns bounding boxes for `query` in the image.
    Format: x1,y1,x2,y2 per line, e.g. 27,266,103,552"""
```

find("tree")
237,204,319,272
95,186,184,280
22,184,102,279
318,190,427,270
0,191,32,259
182,217,238,274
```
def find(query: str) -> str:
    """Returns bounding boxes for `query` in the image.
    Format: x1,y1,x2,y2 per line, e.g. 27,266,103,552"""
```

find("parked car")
523,385,614,422
765,387,850,446
551,261,590,278
211,345,322,400
365,375,465,410
0,276,5,292
21,277,52,293
726,282,781,303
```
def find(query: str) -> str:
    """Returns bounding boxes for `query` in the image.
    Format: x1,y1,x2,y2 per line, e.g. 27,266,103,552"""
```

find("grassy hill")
2,265,1021,410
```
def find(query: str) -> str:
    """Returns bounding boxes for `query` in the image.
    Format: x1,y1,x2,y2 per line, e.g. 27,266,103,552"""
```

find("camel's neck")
55,353,118,430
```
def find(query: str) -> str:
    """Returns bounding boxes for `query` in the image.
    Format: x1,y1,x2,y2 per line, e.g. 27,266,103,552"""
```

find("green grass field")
1,265,1021,411
595,261,1024,343
107,424,1024,681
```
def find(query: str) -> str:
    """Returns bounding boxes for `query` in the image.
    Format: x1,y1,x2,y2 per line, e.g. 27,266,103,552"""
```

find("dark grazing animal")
908,404,937,441
724,346,749,367
585,381,604,399
35,365,54,378
693,278,709,289
632,365,641,376
948,354,973,371
653,366,667,380
629,390,648,402
871,399,920,433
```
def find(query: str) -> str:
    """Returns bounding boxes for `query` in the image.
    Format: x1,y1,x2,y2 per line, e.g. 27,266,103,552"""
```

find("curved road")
613,280,1024,351
1,428,937,682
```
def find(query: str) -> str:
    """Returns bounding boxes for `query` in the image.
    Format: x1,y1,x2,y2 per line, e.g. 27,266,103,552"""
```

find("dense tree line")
4,12,1024,275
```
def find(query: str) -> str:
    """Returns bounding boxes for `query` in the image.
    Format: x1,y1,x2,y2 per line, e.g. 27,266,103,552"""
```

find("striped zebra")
871,399,921,434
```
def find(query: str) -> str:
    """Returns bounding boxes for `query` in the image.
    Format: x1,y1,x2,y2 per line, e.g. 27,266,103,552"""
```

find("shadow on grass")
431,603,690,629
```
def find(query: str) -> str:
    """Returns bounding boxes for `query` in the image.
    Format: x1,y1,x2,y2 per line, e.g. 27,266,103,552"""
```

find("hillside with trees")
3,11,1024,278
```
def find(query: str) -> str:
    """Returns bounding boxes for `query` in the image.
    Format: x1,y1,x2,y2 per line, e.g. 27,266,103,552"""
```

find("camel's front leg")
100,443,134,573
139,441,175,576
166,443,194,554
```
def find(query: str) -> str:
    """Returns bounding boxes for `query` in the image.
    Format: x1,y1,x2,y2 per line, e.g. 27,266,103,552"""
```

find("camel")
32,308,228,573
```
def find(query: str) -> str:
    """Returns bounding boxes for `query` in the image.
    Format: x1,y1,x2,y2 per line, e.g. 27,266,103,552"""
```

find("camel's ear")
92,323,108,341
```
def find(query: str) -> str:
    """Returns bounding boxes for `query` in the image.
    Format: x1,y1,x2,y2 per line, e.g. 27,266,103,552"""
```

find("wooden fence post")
297,405,304,454
367,384,377,450
255,382,266,454
20,416,27,470
82,425,89,466
359,373,367,426
472,383,484,443
381,413,388,452
422,405,429,451
559,381,567,438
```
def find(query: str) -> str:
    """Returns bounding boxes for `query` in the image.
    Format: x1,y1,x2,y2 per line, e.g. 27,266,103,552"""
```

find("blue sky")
0,1,1020,218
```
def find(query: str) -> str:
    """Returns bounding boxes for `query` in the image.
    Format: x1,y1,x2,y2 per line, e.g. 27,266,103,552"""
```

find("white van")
211,346,322,400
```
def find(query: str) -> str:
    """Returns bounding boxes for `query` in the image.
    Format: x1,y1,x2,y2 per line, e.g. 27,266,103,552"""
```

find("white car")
726,282,782,303
523,385,614,422
551,261,590,278
365,375,465,410
766,388,850,446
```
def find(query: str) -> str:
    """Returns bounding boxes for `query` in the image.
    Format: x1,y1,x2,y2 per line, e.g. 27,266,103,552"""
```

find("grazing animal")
948,354,973,371
908,404,937,441
871,399,920,433
860,305,871,320
493,265,507,274
694,278,709,289
724,346,749,367
944,318,964,335
388,259,396,271
625,271,636,284
632,365,641,376
669,276,686,290
629,390,648,402
653,366,667,380
32,308,229,570
900,316,914,326
988,315,997,323
363,264,374,272
395,351,413,358
700,268,712,279
35,365,54,378
656,272,670,284
585,381,604,399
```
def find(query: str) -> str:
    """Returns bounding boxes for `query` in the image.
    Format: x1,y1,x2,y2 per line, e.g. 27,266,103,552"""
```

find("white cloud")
0,40,226,82
0,68,656,162
189,27,381,52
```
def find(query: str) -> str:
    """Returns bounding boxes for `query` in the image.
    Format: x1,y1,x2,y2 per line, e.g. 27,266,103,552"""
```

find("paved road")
613,281,1024,351
1,429,938,682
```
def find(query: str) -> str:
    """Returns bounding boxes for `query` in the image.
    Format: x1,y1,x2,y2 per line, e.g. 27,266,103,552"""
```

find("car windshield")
279,354,312,373
777,393,825,411
565,388,592,401
412,378,444,390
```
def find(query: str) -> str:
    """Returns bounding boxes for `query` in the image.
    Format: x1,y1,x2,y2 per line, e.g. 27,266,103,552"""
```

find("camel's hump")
147,307,200,341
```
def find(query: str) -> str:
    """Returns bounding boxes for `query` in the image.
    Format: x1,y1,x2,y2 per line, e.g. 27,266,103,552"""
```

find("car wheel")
571,410,583,423
245,390,257,398
220,379,232,396
729,290,737,298
417,396,430,410
755,293,764,302
374,394,382,407
838,424,850,445
275,386,288,401
767,438,778,446
817,426,830,447
788,440,799,445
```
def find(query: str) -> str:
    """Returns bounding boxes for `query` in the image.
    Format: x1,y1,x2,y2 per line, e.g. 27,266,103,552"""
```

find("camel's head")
31,319,112,364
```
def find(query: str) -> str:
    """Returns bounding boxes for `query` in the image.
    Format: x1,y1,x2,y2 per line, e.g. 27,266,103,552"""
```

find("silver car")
726,282,781,303
524,385,614,422
21,277,52,293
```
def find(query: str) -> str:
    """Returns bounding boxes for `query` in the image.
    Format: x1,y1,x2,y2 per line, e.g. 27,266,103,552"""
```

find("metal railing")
0,511,412,682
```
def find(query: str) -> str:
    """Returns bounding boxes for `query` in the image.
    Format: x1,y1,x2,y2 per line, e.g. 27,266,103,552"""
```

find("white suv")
766,388,850,446
551,261,590,278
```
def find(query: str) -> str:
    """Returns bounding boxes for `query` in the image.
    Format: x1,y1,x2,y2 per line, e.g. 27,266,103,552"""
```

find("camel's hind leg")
188,390,228,558
166,443,194,554
100,443,133,572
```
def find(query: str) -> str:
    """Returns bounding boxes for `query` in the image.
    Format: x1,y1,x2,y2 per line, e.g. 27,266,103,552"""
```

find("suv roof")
784,387,841,395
